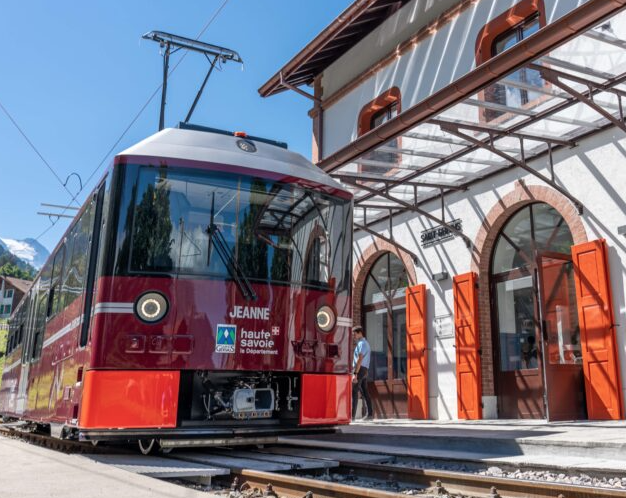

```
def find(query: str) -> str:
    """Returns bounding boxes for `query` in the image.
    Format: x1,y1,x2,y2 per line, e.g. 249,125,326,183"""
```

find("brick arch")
352,239,418,328
471,181,587,398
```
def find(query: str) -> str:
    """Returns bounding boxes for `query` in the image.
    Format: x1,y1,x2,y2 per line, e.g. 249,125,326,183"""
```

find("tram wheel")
138,439,156,455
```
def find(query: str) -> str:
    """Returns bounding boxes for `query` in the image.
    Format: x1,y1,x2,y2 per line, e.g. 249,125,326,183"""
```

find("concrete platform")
87,453,229,479
281,419,626,475
0,436,224,497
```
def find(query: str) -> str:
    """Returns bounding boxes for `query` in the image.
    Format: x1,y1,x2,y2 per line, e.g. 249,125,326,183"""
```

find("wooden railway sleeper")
489,486,501,498
434,479,448,495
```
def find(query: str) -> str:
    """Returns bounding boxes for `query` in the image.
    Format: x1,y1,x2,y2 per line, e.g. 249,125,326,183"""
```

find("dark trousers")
352,367,373,419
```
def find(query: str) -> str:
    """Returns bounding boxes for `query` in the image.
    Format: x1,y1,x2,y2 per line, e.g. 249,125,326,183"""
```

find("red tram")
0,124,353,450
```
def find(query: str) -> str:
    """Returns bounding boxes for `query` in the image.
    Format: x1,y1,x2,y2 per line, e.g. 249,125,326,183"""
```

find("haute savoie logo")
215,324,236,353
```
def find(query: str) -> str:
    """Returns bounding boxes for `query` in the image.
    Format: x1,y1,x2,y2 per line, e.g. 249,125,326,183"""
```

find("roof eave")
258,0,384,98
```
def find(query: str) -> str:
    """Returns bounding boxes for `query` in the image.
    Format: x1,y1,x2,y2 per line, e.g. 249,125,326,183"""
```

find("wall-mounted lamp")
432,271,449,281
618,225,626,237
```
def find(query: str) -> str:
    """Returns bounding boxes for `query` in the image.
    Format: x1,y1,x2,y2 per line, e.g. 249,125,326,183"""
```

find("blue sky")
0,0,348,252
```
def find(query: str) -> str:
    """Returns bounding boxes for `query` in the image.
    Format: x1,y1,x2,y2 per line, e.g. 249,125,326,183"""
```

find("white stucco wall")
311,0,626,419
321,0,589,158
353,126,626,420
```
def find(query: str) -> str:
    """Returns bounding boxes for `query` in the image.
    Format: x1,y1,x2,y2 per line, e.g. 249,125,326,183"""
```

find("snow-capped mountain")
0,238,50,270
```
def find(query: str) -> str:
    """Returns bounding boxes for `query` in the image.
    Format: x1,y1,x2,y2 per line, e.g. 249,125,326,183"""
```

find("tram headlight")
316,305,336,333
135,292,168,323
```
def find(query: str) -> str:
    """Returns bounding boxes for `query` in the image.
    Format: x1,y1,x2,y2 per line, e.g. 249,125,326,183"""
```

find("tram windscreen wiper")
206,194,257,301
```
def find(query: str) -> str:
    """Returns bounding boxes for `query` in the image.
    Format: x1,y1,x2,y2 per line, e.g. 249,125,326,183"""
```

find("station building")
261,0,626,421
0,276,30,319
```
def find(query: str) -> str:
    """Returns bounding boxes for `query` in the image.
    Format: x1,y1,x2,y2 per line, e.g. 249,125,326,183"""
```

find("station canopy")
321,2,626,239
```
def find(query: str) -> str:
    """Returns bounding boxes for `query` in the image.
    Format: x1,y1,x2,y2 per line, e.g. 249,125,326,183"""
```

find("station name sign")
421,219,463,247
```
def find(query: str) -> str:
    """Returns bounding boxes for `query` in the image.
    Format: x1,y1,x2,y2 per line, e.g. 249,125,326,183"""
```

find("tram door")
537,254,585,421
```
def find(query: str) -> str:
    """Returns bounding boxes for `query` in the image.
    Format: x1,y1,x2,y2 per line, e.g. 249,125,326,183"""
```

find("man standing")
352,326,373,420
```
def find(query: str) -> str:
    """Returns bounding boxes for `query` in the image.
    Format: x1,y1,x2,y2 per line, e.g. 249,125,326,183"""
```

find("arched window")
491,203,583,420
362,252,408,383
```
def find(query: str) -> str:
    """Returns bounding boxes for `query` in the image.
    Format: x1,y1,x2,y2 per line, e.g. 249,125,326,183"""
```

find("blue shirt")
353,338,371,370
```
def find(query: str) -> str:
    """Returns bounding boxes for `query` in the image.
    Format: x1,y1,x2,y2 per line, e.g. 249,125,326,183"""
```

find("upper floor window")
5,289,13,299
358,87,401,136
358,88,401,174
370,101,398,130
475,0,546,121
488,15,542,119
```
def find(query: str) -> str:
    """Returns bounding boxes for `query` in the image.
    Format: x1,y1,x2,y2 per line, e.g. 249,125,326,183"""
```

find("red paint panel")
79,370,179,429
572,240,623,420
406,284,428,419
299,374,351,425
453,272,482,420
91,276,351,375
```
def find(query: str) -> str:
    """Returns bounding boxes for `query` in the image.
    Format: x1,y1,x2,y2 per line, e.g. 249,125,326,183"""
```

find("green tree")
237,179,269,280
0,261,35,280
131,175,174,271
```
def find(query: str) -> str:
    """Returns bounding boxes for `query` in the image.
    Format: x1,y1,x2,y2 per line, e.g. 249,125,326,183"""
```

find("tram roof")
118,127,350,196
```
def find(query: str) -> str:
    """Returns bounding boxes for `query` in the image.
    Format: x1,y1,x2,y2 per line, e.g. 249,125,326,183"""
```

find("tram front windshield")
127,166,351,291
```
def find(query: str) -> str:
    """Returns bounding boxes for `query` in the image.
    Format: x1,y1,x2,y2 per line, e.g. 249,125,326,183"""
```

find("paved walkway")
0,436,222,498
345,418,626,444
284,419,626,473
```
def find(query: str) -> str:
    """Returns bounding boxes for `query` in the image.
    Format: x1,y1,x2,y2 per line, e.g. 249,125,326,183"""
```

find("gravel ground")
297,471,480,497
395,457,626,490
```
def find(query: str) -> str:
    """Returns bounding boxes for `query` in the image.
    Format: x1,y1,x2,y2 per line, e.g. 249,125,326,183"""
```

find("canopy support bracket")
539,67,626,135
346,179,473,249
440,124,584,214
355,222,420,265
280,72,320,103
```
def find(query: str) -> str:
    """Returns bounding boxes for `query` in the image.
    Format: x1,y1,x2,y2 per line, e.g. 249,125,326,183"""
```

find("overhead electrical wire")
0,100,81,205
25,0,232,242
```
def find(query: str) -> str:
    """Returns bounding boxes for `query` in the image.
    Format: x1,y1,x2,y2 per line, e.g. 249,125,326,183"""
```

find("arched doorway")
491,202,586,420
362,252,409,418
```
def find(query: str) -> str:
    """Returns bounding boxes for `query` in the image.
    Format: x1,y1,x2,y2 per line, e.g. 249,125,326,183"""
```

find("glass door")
493,270,545,418
537,253,586,420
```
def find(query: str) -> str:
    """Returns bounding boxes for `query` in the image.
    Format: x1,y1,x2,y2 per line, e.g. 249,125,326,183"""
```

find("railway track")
2,424,626,498
222,460,626,498
0,421,118,454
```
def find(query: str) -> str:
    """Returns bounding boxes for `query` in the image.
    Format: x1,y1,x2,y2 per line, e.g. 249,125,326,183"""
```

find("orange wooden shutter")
453,272,482,420
572,239,623,420
406,284,428,419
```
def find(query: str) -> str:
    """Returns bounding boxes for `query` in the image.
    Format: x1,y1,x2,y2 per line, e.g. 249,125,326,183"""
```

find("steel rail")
229,468,414,498
228,460,626,498
338,461,626,498
0,424,108,454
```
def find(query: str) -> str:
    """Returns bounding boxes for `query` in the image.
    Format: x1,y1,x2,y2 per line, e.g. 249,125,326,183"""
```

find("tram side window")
7,299,27,355
305,234,329,286
31,266,51,361
62,203,94,311
5,328,13,356
47,244,66,318
60,229,77,310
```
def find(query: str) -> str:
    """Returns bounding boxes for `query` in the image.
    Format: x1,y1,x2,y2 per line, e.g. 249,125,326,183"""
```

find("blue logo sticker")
215,324,236,353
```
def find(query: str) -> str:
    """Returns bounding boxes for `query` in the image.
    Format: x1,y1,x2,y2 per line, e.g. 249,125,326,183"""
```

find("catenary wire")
0,100,80,205
33,0,232,242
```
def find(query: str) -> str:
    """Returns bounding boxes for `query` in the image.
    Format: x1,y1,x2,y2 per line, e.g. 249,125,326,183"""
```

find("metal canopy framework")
325,4,626,241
